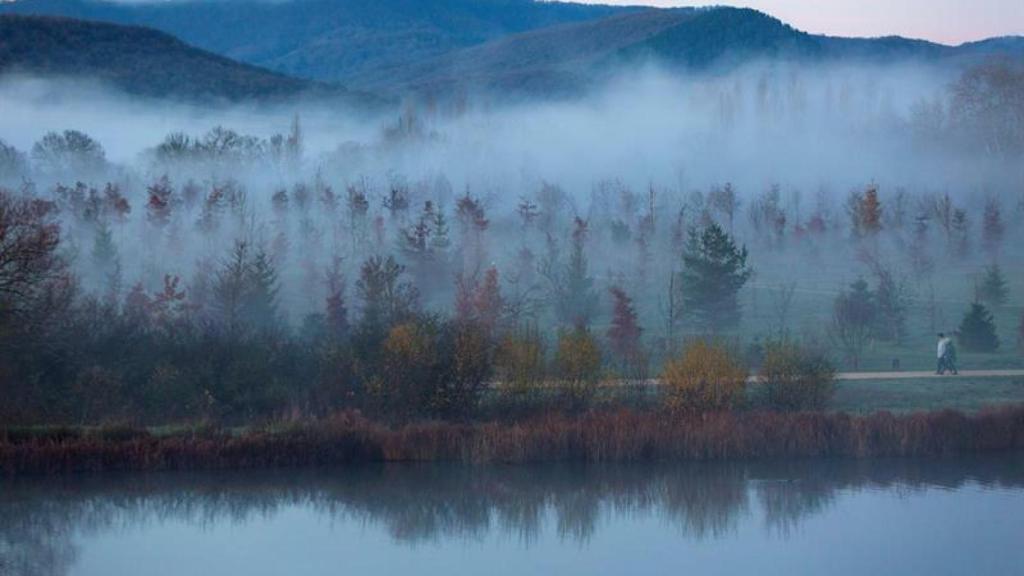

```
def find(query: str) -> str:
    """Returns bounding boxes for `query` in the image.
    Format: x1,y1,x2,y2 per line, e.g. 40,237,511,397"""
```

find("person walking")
936,333,959,375
945,336,959,375
936,333,950,374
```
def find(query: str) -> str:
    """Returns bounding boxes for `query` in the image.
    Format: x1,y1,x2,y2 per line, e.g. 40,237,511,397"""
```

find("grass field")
828,376,1024,413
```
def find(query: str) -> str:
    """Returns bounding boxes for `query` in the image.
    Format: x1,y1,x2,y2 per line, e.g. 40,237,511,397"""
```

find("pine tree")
324,257,348,340
557,217,599,328
982,198,1005,256
91,220,118,273
950,208,969,258
958,302,999,352
977,264,1009,308
680,222,752,332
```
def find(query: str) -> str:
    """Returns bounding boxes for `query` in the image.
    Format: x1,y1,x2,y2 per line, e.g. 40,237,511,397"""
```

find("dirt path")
832,370,1024,381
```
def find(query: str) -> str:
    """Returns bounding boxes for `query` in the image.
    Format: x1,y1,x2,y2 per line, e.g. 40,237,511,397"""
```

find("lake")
2,455,1023,576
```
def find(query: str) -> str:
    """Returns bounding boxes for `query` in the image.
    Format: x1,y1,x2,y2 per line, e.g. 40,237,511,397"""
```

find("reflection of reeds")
3,455,1024,576
2,406,1024,475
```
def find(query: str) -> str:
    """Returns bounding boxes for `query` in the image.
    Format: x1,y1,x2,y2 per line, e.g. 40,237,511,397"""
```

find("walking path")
831,369,1024,381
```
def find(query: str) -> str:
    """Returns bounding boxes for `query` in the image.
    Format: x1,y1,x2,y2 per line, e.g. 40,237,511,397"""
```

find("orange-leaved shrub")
495,328,547,402
662,339,747,413
555,326,602,410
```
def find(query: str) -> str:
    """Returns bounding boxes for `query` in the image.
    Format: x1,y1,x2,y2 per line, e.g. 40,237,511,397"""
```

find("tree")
495,327,546,402
555,325,602,410
949,61,1024,157
982,198,1005,257
455,191,489,276
91,219,119,277
662,339,747,413
607,286,644,378
748,185,786,244
868,261,907,343
211,241,280,335
356,255,418,331
0,190,63,315
680,222,752,332
976,264,1009,308
0,139,28,180
146,175,175,228
847,185,882,238
950,208,969,258
830,279,876,370
562,217,599,327
958,302,999,352
708,182,739,233
324,257,349,340
31,130,106,174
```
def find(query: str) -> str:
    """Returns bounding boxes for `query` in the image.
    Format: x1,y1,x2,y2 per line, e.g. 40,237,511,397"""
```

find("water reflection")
2,455,1023,576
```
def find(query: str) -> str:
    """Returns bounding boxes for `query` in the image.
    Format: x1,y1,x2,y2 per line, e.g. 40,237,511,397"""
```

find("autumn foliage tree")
662,340,747,413
555,325,602,410
847,185,882,238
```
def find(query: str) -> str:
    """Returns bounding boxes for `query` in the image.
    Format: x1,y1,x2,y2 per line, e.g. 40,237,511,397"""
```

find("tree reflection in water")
2,455,1023,576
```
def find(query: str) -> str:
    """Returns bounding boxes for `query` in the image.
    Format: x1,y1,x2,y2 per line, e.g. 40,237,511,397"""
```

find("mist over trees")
0,59,1022,425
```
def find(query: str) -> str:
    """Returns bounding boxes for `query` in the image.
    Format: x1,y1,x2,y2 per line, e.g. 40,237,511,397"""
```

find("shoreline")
4,405,1024,476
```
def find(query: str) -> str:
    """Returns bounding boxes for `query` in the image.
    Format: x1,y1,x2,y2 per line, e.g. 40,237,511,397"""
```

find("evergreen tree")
950,208,969,258
958,302,1000,352
556,217,599,328
91,220,118,273
977,264,1009,308
982,198,1005,256
680,222,752,331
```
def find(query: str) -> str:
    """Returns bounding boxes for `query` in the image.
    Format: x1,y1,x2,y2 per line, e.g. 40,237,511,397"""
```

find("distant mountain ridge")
0,0,636,83
351,7,1024,97
0,2,1021,102
0,14,375,104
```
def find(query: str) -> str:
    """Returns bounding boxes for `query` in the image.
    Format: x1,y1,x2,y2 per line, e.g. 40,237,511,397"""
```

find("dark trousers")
937,355,958,375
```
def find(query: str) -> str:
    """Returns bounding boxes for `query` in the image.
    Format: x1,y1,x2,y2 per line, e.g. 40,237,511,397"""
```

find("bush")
433,321,492,420
759,340,836,411
555,326,602,410
662,340,747,413
365,316,491,421
367,318,440,420
495,328,547,402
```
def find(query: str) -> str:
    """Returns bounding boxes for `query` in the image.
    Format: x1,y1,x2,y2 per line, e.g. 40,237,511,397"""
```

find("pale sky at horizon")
573,1,1024,45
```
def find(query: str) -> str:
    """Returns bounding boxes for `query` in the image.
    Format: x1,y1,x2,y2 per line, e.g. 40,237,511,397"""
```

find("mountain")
346,8,698,94
1,3,1021,102
0,14,374,103
0,0,636,83
361,7,1024,98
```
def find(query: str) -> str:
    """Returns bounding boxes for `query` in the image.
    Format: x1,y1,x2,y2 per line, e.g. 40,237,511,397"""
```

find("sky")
574,1,1024,45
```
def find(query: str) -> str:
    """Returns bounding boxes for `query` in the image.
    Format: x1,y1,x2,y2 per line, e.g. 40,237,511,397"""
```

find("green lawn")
829,376,1024,413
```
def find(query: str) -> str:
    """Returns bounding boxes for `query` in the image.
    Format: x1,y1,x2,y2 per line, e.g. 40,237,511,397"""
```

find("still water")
2,455,1023,576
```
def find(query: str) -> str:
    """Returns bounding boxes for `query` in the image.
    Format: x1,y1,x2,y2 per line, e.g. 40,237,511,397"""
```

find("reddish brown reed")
3,406,1024,475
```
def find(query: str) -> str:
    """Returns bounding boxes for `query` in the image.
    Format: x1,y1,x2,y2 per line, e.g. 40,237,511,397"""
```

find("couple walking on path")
937,333,959,375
